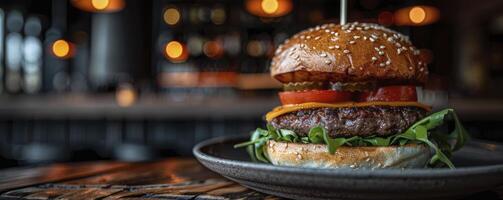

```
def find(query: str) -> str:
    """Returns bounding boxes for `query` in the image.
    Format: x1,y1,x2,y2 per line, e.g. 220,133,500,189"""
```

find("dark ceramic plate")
193,135,503,200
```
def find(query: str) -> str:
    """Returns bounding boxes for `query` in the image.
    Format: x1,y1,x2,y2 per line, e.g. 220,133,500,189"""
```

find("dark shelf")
0,94,279,119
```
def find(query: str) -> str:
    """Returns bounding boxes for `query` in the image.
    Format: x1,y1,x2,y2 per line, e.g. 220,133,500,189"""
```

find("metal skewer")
340,0,347,25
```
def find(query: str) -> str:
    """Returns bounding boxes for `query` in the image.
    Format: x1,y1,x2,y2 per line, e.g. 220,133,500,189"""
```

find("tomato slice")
358,86,417,102
279,90,353,105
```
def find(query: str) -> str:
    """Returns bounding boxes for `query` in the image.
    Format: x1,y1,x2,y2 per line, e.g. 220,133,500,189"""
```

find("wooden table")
0,158,501,200
0,158,279,199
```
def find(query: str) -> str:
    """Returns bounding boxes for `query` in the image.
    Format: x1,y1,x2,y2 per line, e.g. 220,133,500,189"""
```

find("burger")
235,22,469,169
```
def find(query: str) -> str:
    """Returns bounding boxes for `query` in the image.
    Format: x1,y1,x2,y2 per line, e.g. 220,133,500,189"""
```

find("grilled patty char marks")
269,106,426,137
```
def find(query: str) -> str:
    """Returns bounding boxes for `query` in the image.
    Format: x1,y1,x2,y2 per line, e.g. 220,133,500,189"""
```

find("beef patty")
269,106,427,137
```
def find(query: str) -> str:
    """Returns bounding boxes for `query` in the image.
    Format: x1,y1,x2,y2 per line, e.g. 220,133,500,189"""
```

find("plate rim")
193,134,503,178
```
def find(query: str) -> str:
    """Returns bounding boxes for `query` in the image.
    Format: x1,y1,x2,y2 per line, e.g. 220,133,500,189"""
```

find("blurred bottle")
22,16,43,94
5,10,24,94
0,9,5,94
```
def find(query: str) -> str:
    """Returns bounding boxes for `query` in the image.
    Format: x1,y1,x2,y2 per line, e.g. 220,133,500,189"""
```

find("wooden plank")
0,158,281,199
0,162,129,192
62,159,217,186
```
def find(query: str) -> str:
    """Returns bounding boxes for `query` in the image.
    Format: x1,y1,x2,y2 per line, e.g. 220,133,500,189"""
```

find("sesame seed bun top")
270,22,429,84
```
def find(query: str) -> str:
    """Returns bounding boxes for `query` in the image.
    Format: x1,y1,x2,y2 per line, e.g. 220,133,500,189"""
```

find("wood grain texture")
0,159,279,200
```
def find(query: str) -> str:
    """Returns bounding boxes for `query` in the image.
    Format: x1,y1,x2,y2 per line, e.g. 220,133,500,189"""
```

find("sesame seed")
363,36,367,40
320,53,327,57
397,49,402,54
343,49,350,54
419,68,424,72
300,44,305,48
356,27,362,30
374,47,380,52
387,37,394,42
386,60,391,65
324,60,331,64
371,34,378,39
371,56,377,61
380,45,386,49
364,26,370,30
353,35,361,39
349,40,355,44
378,51,384,56
315,36,320,40
409,67,413,70
383,33,388,37
300,35,305,39
345,30,351,33
335,45,340,49
395,42,401,47
328,46,335,50
306,36,311,39
380,63,385,67
325,29,330,33
359,67,363,70
369,38,375,42
315,26,320,31
335,32,339,36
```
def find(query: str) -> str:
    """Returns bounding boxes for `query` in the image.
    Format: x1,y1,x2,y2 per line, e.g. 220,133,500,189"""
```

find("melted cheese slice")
266,101,431,122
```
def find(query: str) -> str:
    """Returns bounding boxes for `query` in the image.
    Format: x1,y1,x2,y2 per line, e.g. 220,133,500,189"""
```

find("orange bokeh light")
246,0,292,18
164,41,188,62
91,0,109,10
203,40,224,59
71,0,124,13
394,5,439,26
51,39,74,59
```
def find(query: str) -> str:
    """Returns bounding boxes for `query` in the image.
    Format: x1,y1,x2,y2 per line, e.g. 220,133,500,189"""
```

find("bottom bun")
266,140,431,169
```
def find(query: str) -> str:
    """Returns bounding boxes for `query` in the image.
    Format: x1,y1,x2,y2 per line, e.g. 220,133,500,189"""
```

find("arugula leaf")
308,126,325,144
363,136,391,146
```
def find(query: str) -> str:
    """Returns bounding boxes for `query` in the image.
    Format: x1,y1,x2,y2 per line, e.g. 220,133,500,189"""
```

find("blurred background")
0,0,502,168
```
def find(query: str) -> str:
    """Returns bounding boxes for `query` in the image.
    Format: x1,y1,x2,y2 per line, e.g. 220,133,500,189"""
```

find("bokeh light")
164,40,188,62
245,0,292,18
409,6,426,24
116,84,136,107
71,0,124,13
91,0,109,10
163,7,181,25
394,5,439,26
261,0,279,14
210,7,226,25
203,40,224,59
51,39,71,58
